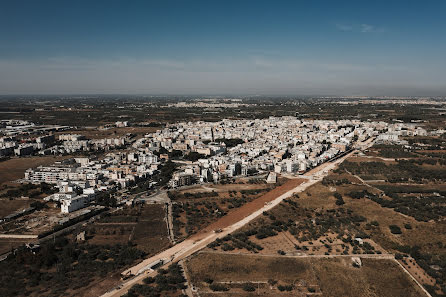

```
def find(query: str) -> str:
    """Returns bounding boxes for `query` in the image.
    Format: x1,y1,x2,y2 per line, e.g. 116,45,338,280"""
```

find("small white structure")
266,172,277,184
354,238,364,245
76,231,86,241
352,257,362,268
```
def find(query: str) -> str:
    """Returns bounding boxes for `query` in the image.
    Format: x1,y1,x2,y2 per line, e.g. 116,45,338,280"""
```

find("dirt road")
100,149,357,297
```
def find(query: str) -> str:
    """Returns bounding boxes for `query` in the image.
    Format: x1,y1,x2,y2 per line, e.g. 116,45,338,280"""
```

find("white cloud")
361,24,375,33
336,24,353,32
336,23,384,33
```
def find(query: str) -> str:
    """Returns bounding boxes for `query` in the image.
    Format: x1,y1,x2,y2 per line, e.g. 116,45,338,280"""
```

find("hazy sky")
1,0,445,96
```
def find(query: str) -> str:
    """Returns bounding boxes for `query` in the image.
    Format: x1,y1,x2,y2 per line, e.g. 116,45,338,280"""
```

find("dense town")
1,98,445,297
0,117,432,214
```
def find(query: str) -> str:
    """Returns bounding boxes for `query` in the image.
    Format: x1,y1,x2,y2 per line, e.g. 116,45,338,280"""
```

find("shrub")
268,279,277,286
242,283,256,292
389,225,402,234
278,285,293,291
209,283,229,292
143,276,155,284
395,253,404,260
204,278,213,284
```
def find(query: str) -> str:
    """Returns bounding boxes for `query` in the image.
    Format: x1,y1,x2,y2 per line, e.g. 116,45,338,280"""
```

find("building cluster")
27,150,160,213
166,100,249,108
0,133,57,157
0,120,70,136
50,134,128,154
20,116,431,213
376,123,428,145
0,125,129,157
0,120,72,157
138,117,382,187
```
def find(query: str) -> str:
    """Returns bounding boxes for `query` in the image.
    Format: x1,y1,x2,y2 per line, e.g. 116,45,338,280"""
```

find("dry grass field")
194,178,304,233
0,199,30,218
295,170,446,256
87,204,171,256
0,238,30,255
200,149,446,295
203,176,386,257
186,252,426,297
171,178,295,240
314,257,424,297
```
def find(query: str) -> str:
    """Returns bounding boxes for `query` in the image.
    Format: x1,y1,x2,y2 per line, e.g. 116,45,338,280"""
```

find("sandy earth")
101,150,356,297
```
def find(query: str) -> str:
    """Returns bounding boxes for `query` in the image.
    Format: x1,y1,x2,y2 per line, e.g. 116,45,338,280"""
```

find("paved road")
101,147,361,297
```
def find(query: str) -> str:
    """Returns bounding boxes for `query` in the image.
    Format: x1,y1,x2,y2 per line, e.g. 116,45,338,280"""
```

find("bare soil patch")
0,199,31,218
186,252,426,297
191,178,304,238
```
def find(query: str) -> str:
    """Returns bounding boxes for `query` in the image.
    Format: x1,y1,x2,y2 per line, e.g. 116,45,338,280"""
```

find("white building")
61,195,90,213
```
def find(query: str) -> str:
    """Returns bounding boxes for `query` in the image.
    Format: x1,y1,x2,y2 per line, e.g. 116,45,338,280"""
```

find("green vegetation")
207,232,263,252
389,225,402,234
242,283,256,292
1,182,56,199
341,160,446,183
371,144,418,158
210,283,229,291
95,190,117,207
183,152,205,162
334,192,345,205
362,186,446,222
173,200,226,236
171,186,269,239
152,161,178,187
214,138,244,148
278,284,293,291
0,238,145,296
125,263,186,297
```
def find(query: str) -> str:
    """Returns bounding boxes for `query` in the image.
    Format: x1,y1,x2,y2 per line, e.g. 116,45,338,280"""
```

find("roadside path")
101,149,357,297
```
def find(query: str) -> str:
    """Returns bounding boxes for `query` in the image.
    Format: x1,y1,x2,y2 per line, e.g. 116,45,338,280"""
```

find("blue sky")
0,0,445,95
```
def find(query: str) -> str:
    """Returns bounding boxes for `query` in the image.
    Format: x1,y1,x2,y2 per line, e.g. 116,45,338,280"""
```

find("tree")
209,283,229,292
389,225,402,234
184,152,205,162
243,283,256,292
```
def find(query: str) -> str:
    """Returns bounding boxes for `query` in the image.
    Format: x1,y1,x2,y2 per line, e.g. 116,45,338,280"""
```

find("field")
2,97,445,127
185,252,426,297
0,155,67,185
296,169,445,295
0,235,146,297
0,202,69,235
310,154,446,296
205,176,385,257
0,238,30,255
86,203,171,255
0,198,30,218
183,178,304,238
0,203,169,297
170,179,277,240
197,143,446,296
